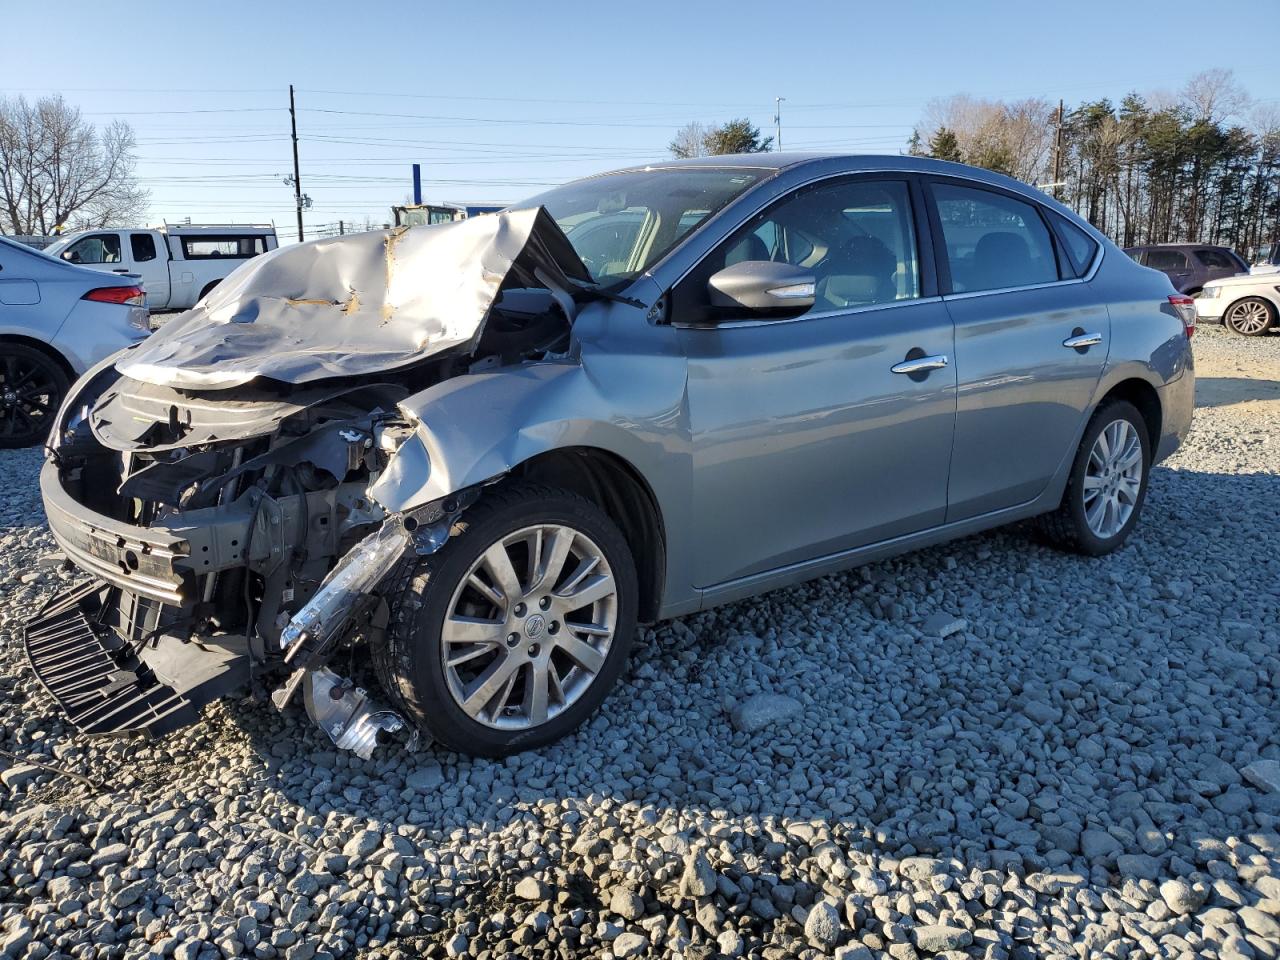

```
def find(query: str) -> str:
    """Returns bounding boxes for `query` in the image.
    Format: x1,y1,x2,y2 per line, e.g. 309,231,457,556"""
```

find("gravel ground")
1,324,1279,960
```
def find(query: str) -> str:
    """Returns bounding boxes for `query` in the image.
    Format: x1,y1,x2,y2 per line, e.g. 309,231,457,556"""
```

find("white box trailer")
44,224,278,310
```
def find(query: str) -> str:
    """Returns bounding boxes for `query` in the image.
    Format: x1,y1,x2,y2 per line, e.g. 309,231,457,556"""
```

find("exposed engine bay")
24,208,597,758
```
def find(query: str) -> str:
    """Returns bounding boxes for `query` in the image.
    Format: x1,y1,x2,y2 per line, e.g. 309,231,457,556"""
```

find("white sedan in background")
0,236,151,447
1196,273,1280,336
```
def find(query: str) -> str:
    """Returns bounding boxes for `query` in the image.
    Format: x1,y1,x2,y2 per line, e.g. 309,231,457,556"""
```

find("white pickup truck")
45,224,278,310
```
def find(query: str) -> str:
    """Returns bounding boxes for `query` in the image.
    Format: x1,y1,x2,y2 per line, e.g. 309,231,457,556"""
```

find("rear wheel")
0,343,69,449
1036,400,1150,556
1224,297,1275,336
374,482,638,757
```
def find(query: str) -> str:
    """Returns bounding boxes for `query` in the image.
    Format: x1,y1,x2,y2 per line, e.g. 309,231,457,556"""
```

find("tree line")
910,70,1279,256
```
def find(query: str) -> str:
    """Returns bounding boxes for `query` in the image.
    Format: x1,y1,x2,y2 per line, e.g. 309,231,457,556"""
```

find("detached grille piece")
24,582,247,738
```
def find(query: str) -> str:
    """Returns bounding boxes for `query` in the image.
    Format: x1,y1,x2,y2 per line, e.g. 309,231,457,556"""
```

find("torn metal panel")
115,207,592,390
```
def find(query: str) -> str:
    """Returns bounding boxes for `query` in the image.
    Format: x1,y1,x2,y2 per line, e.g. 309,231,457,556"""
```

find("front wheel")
1224,297,1275,336
1036,400,1151,556
373,482,638,757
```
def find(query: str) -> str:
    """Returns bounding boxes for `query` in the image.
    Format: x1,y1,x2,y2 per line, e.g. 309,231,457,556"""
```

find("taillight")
83,285,145,306
1168,294,1196,338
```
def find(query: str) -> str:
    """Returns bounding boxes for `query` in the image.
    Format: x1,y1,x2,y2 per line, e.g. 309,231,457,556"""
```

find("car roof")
588,152,1044,191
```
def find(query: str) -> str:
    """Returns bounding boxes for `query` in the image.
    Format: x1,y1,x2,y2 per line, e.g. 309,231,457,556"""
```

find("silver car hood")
116,206,591,390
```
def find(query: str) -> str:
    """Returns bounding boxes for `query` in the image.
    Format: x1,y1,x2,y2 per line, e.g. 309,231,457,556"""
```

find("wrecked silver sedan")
25,155,1195,757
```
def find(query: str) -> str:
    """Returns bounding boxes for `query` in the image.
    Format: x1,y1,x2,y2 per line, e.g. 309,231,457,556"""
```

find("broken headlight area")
25,208,593,757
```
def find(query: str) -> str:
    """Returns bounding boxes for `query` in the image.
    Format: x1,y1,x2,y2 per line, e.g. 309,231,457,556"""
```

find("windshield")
520,167,769,288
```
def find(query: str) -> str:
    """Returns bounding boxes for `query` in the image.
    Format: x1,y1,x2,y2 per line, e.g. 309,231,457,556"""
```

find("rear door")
926,178,1108,521
1144,248,1193,291
126,231,171,308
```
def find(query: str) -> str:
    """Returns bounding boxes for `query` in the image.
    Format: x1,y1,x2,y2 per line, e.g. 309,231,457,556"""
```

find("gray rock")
1081,829,1122,861
609,888,644,921
729,693,802,733
405,764,445,791
914,925,974,953
514,876,549,901
681,851,716,897
341,829,381,859
0,764,41,791
804,900,842,948
89,843,130,870
921,613,967,638
1243,760,1280,794
612,932,648,958
1160,879,1208,915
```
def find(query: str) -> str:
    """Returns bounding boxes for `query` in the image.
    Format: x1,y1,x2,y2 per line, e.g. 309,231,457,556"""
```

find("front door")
671,176,957,588
926,179,1108,520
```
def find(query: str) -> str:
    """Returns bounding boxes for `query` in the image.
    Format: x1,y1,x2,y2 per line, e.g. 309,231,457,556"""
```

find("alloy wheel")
1082,419,1143,539
0,353,60,445
1227,299,1272,335
440,523,618,730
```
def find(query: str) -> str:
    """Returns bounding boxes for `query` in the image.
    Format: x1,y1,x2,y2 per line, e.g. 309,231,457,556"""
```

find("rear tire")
0,343,69,449
373,481,638,757
1036,400,1150,556
1224,297,1275,336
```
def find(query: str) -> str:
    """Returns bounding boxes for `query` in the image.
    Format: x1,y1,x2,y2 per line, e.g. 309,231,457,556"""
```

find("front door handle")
891,354,949,375
1062,332,1103,349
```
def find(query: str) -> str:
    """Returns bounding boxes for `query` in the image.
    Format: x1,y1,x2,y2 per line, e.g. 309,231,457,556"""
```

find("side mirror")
707,261,815,318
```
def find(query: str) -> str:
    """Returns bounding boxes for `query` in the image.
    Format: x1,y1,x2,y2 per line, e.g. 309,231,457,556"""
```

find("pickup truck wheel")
1224,297,1275,336
0,344,69,449
374,481,638,757
1035,400,1150,556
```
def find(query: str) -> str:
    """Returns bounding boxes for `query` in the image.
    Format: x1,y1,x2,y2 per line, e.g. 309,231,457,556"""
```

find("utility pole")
774,97,785,151
1052,98,1064,201
289,84,304,242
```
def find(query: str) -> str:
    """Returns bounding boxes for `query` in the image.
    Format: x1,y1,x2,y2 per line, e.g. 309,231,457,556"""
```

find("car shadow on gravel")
169,462,1278,897
1195,376,1280,408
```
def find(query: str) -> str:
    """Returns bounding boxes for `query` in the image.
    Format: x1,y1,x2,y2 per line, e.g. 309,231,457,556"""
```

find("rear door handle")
891,354,949,375
1062,332,1103,349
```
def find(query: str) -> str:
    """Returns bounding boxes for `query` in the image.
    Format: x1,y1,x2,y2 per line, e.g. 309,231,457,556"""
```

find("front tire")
0,344,69,449
373,482,638,757
1224,297,1275,336
1036,400,1151,556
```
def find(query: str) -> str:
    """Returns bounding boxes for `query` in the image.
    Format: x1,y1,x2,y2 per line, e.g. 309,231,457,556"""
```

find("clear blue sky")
3,0,1277,238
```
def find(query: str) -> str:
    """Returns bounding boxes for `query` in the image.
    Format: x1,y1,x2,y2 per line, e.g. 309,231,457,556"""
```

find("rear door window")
931,183,1059,292
1145,249,1188,271
130,233,158,263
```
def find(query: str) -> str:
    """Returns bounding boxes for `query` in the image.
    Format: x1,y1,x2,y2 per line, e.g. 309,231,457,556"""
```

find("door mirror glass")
707,260,815,317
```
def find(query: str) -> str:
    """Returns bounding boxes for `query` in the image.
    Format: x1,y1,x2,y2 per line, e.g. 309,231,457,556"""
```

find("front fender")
369,359,682,513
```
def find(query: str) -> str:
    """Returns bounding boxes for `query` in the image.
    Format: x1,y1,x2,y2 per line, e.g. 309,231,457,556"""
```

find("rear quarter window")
1051,213,1100,277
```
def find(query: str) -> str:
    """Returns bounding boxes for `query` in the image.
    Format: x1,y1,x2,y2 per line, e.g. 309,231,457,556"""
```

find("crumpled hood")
116,206,592,390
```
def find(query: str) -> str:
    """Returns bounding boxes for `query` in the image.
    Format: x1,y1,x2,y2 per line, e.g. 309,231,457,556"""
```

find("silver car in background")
25,155,1194,758
0,235,150,447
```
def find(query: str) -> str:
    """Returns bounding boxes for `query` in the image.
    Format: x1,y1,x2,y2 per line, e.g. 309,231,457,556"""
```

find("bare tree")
0,95,147,235
669,122,710,159
1181,68,1248,123
918,94,1053,183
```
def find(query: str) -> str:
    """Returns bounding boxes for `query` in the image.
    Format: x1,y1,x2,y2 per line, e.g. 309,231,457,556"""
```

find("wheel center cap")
523,614,546,639
2,391,16,406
